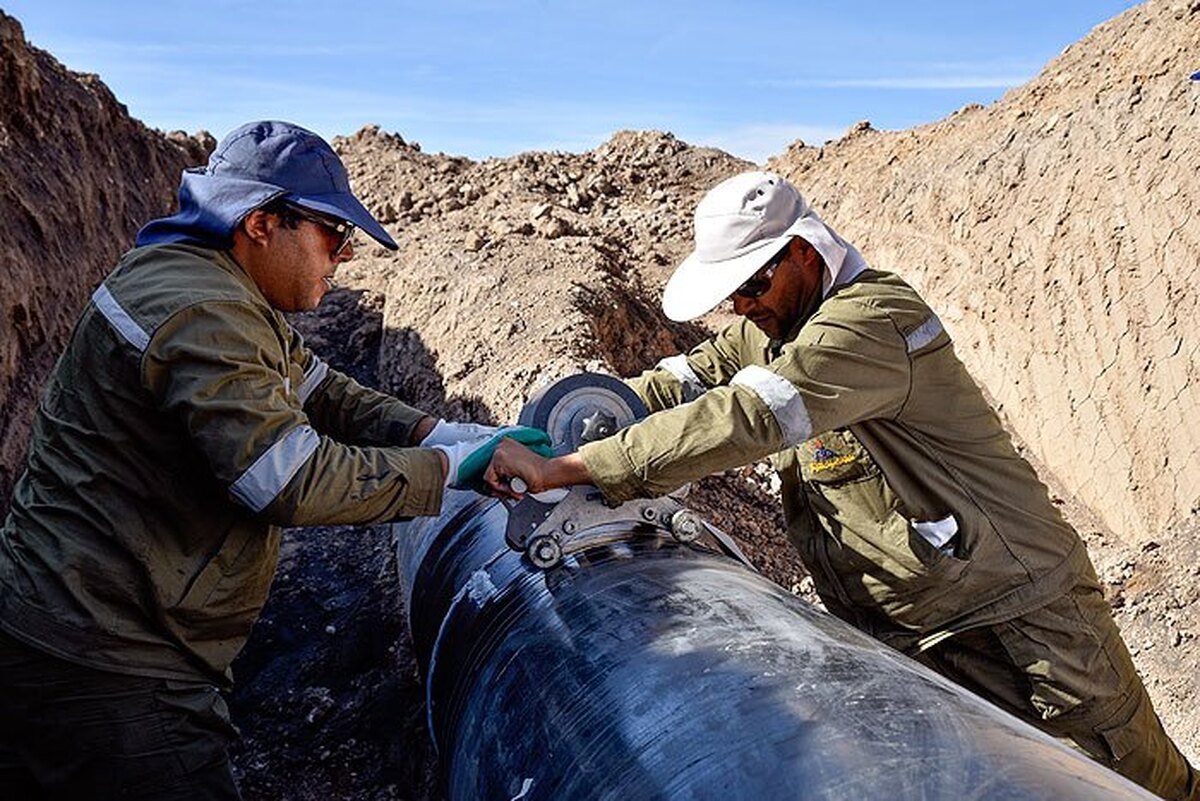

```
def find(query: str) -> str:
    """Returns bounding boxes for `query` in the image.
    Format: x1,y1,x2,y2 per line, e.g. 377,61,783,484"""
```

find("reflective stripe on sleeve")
297,357,329,404
92,285,150,352
230,425,320,512
657,354,706,401
730,366,813,446
905,314,944,353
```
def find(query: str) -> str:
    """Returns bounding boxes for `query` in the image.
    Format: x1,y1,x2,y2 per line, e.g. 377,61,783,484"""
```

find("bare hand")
484,439,591,499
485,438,549,499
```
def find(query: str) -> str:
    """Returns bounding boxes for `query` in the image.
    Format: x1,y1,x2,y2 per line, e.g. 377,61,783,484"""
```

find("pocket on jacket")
799,430,877,485
800,430,967,626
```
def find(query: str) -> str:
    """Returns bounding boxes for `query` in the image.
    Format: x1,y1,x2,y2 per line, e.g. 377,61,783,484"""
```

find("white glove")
419,419,500,447
429,426,554,492
429,436,493,489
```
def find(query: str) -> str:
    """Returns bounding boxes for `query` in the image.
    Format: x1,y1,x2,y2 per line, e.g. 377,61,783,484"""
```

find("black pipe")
394,490,1151,800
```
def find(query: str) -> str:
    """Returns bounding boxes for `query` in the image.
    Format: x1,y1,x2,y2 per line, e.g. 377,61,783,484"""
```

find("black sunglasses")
734,244,790,299
286,204,355,257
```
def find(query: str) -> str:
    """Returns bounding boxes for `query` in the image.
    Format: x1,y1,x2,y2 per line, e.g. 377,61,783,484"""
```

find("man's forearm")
410,415,438,445
545,452,591,488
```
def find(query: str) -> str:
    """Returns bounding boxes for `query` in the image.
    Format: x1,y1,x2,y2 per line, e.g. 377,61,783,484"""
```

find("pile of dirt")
0,11,211,512
329,126,739,422
1,1,1199,799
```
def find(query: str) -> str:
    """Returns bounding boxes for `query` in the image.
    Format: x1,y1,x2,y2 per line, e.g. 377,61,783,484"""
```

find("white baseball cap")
662,171,852,322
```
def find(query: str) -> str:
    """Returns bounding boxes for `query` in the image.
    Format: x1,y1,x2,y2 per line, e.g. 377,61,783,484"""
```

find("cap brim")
291,192,399,251
662,237,791,322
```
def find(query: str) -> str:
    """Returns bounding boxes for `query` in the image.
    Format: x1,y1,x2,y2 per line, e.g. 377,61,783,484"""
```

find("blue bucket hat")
137,120,398,251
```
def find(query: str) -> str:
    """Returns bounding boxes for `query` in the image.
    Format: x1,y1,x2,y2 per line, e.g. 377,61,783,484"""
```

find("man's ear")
239,209,275,247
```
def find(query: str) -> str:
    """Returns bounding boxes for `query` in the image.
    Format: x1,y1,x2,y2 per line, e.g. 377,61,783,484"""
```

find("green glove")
439,426,554,494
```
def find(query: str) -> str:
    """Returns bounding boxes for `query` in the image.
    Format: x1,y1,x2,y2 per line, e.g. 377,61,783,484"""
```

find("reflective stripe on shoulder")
905,314,944,353
657,354,706,401
730,365,813,446
298,357,330,404
92,284,150,352
230,425,320,512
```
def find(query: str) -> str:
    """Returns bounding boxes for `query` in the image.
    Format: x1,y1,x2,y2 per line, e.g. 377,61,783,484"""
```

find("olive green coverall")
578,268,1197,800
0,243,445,795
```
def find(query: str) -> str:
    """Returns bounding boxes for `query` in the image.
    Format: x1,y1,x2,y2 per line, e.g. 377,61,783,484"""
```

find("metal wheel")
518,372,648,452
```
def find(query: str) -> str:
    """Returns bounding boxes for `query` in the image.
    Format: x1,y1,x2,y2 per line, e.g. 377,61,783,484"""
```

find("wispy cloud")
93,62,849,163
758,58,1038,92
762,75,1032,90
691,123,847,164
105,73,701,158
47,36,380,60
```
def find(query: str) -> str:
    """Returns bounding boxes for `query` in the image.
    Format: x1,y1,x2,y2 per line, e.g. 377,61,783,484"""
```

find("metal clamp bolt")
527,534,564,569
669,510,704,543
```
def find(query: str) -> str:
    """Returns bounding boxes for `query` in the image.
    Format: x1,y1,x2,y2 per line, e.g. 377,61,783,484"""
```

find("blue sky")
5,1,1141,163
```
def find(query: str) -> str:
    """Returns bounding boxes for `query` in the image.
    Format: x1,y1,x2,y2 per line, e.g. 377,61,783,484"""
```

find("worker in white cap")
488,171,1198,800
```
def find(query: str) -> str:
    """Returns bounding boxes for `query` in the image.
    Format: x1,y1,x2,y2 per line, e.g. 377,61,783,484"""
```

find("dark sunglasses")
286,204,355,257
734,244,790,299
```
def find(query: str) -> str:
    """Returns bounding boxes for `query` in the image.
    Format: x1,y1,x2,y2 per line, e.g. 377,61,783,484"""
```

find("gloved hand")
431,426,554,493
419,419,500,447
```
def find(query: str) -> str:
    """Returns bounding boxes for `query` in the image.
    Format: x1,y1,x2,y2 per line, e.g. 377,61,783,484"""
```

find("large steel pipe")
393,376,1150,800
395,492,1155,800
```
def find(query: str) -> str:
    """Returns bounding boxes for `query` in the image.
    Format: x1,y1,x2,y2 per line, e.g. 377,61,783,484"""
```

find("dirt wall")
0,11,209,512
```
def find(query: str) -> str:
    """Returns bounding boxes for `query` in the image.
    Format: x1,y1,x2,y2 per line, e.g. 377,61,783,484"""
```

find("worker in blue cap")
0,120,546,799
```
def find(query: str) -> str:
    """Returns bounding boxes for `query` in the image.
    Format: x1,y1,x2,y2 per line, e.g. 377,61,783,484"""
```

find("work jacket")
0,244,444,685
579,269,1096,650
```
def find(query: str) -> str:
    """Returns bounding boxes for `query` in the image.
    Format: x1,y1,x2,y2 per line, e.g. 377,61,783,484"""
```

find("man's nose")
336,240,355,263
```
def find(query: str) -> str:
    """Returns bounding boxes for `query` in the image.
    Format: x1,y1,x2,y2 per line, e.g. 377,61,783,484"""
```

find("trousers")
0,629,241,801
919,585,1198,801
